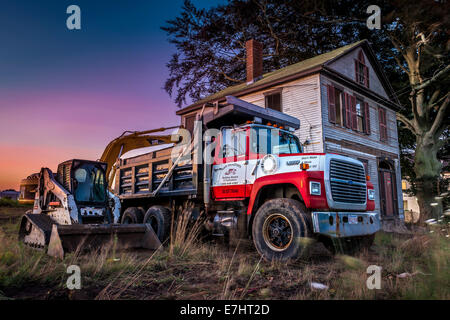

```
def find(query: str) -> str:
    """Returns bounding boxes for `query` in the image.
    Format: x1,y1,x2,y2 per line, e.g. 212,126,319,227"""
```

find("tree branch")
393,54,410,76
414,64,450,91
430,94,449,137
396,112,418,135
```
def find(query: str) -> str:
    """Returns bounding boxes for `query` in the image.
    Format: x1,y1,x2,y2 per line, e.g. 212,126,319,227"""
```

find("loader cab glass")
250,126,302,155
73,163,107,204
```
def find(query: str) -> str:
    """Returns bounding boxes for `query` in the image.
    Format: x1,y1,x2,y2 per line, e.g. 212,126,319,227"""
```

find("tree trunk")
413,133,442,223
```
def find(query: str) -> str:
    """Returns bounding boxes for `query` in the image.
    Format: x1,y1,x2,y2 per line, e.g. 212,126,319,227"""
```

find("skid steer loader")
18,159,161,259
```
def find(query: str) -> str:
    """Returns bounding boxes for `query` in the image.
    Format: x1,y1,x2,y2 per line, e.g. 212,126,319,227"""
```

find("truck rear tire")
252,198,312,262
121,207,144,224
144,206,172,243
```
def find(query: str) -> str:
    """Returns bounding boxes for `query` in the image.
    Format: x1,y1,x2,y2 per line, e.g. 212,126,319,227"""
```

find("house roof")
177,40,400,115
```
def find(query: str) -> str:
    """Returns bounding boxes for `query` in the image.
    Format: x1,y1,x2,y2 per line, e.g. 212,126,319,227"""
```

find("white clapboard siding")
327,48,389,99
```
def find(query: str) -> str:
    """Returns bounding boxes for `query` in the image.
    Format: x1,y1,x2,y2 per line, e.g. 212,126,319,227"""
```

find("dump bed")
115,146,199,199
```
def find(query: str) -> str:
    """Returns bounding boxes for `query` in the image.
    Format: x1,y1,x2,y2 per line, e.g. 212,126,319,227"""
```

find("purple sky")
0,0,224,190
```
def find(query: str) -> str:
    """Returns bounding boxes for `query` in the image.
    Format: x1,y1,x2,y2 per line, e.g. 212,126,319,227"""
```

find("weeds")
0,207,448,300
0,199,28,208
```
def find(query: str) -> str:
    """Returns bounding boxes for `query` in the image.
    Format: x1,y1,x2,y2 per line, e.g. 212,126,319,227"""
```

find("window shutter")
354,59,359,83
351,96,357,130
327,85,336,124
344,93,351,128
379,107,387,141
364,66,369,88
364,102,371,134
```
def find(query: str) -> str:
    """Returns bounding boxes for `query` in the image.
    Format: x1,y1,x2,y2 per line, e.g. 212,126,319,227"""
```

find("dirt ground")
0,206,448,300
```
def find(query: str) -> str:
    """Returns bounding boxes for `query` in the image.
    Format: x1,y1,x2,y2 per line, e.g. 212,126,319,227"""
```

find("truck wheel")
252,198,312,262
144,206,172,243
121,207,144,224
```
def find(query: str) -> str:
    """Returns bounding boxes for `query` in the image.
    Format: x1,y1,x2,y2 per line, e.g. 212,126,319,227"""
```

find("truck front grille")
330,159,366,204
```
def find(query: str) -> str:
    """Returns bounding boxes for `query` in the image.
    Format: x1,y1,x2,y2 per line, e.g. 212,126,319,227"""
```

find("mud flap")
47,223,162,259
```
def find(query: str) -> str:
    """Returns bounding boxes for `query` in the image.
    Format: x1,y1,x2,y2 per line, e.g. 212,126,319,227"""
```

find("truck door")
211,128,248,199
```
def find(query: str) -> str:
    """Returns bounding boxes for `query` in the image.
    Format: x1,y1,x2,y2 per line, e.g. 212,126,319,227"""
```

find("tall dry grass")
169,201,205,258
0,204,448,300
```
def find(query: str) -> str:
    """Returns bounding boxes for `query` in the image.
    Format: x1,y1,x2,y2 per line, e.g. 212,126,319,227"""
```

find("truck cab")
210,122,379,259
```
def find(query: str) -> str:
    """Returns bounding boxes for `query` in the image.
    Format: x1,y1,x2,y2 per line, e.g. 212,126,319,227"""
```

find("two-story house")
176,39,404,229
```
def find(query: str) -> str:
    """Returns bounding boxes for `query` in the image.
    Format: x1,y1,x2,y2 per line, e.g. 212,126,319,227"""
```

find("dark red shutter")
364,102,371,134
364,66,369,88
345,93,351,128
379,107,387,141
351,96,357,130
327,85,336,124
354,59,359,83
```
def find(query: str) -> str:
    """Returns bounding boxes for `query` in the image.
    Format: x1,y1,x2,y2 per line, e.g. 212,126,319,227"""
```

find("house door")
378,159,398,217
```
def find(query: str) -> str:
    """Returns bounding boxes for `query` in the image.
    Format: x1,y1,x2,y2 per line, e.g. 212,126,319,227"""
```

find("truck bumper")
311,211,380,238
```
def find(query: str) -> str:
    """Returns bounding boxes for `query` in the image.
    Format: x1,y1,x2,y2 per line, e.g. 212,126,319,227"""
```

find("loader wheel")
144,206,172,243
121,207,144,224
252,198,312,262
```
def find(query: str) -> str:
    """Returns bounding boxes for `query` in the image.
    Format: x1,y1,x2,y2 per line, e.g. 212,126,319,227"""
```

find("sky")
0,0,224,190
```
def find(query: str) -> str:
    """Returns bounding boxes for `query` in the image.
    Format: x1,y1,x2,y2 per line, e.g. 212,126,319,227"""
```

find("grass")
0,198,29,208
0,206,448,300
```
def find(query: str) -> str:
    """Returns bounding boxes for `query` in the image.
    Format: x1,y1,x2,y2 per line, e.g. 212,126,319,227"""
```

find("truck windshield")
250,126,302,155
73,163,106,203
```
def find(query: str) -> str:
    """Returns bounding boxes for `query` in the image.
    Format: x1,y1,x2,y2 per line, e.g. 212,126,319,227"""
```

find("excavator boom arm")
100,126,180,186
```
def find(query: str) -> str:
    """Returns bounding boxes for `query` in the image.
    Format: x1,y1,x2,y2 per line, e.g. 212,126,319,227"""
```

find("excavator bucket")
47,223,162,259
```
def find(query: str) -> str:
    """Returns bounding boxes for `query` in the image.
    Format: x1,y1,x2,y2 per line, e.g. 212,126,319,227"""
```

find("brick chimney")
246,39,263,84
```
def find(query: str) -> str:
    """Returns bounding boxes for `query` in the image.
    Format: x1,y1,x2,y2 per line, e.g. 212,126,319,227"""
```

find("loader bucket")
47,223,161,259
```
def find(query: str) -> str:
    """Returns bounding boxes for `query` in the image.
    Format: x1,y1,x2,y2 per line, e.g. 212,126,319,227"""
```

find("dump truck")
18,159,161,258
114,96,380,261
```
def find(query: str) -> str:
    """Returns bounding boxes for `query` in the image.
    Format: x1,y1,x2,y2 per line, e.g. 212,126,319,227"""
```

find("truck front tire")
143,206,172,243
252,198,312,262
121,207,144,224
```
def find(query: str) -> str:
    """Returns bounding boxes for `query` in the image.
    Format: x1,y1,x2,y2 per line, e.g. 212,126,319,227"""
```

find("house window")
355,50,369,88
334,88,343,126
265,92,281,112
329,86,371,134
184,114,196,135
402,180,408,191
356,99,365,132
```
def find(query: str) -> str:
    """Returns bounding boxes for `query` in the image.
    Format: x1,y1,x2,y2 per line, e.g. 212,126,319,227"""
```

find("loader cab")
57,159,108,207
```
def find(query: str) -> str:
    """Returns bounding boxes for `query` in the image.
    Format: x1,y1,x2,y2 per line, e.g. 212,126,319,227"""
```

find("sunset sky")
0,0,222,190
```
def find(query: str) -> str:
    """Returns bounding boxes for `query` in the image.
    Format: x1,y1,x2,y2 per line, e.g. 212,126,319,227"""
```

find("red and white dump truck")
115,96,379,261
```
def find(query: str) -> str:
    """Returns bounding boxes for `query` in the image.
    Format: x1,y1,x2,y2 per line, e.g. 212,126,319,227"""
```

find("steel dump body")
115,146,199,199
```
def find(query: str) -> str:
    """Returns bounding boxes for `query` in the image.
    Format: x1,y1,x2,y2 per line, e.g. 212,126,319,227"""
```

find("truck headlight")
368,189,375,200
261,154,278,174
310,181,321,195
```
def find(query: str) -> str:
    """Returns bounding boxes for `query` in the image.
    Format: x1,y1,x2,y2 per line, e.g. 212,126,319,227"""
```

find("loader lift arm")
100,126,180,187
